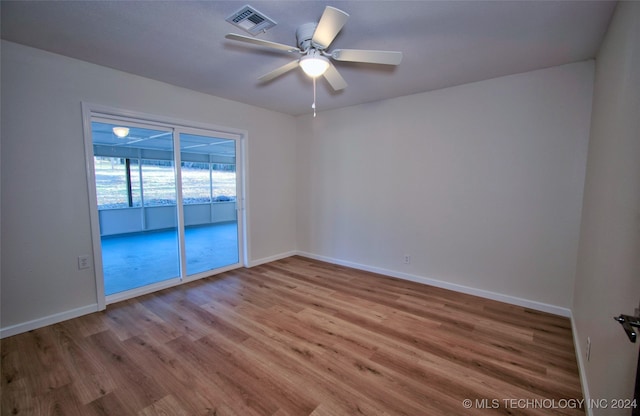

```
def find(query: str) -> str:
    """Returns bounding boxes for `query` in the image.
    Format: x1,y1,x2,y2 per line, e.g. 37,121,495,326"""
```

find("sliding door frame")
81,103,248,309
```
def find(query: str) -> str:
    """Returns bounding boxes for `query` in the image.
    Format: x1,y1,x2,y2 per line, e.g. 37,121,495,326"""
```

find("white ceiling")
1,1,616,116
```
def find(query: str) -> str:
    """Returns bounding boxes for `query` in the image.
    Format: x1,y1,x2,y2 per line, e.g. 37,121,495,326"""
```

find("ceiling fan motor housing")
296,22,320,51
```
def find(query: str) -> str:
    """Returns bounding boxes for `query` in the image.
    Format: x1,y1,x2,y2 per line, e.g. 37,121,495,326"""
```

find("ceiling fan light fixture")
299,51,329,78
112,127,130,138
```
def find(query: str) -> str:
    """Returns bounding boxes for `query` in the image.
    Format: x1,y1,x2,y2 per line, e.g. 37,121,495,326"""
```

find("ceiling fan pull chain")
312,77,317,117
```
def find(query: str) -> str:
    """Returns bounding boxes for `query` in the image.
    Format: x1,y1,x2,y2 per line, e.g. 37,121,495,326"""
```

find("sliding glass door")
88,116,242,300
180,132,239,276
92,121,180,295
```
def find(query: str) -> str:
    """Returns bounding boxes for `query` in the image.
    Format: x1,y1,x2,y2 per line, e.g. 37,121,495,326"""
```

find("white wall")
296,61,594,312
0,41,297,332
572,2,640,413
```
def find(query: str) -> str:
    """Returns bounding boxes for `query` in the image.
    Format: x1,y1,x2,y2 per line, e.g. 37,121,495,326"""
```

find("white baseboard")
0,304,99,339
295,251,572,317
247,250,298,268
0,250,570,329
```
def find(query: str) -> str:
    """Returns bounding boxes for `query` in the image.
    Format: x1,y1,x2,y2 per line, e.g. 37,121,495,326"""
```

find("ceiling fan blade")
225,33,299,53
323,63,348,91
312,6,349,49
332,49,403,65
258,60,300,83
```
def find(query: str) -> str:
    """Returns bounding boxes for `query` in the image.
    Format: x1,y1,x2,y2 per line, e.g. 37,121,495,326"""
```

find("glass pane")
180,133,239,276
213,163,236,202
181,162,211,204
91,121,180,295
94,156,141,209
141,160,176,206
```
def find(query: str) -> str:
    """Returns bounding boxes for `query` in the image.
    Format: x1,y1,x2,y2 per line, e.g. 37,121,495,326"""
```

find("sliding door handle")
614,314,640,343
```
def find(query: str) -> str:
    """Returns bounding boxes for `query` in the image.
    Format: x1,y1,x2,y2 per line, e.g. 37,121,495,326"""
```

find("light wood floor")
2,256,584,415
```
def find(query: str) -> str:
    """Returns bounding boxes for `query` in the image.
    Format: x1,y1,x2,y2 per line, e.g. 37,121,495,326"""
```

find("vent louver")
225,5,276,36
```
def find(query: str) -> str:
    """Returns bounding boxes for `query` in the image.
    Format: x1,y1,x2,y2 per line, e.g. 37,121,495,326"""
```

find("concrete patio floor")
100,222,239,295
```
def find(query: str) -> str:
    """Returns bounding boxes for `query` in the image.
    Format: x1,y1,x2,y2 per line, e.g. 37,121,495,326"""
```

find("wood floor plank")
86,330,168,413
137,394,191,416
166,335,276,416
1,256,584,415
49,323,119,405
86,392,132,416
122,334,224,415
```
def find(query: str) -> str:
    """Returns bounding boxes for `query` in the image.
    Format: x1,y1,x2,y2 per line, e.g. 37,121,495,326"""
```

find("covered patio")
101,221,239,295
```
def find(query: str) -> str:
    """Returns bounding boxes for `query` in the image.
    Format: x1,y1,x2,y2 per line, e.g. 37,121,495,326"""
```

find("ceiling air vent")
226,5,276,36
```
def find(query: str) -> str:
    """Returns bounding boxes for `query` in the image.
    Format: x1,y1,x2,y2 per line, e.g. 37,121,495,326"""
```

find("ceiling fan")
225,6,403,92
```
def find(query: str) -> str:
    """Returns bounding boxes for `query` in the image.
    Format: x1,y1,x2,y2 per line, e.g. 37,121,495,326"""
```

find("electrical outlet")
78,255,90,270
403,254,411,264
586,337,591,361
